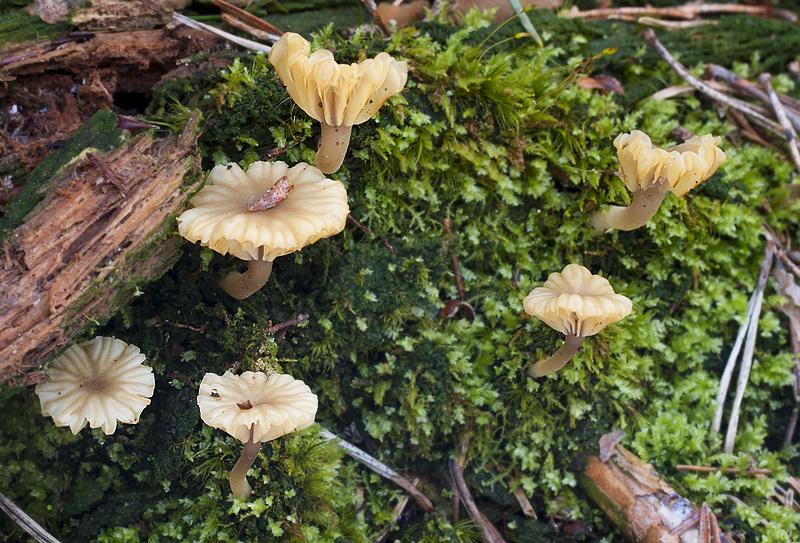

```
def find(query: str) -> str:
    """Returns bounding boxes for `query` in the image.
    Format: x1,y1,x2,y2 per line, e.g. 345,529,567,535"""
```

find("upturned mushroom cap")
177,161,349,261
615,130,726,197
197,371,318,443
523,264,632,337
35,337,155,435
268,32,408,127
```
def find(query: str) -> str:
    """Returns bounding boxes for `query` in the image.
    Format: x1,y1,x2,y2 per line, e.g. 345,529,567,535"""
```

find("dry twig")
676,464,771,475
564,3,797,22
758,73,800,174
319,427,434,512
717,243,775,452
448,458,506,543
213,0,282,37
359,0,392,35
0,491,60,543
641,28,783,138
172,12,271,53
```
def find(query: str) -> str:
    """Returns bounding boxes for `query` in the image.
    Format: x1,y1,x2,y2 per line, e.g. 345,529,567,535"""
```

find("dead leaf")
578,75,624,95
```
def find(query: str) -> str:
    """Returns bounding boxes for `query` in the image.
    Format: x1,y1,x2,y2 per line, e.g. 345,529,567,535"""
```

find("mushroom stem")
230,426,263,499
220,259,273,300
591,180,670,233
316,123,353,174
528,333,586,378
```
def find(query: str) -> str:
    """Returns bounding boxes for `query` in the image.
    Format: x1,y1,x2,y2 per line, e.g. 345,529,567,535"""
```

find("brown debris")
71,0,188,31
0,112,201,381
581,445,735,543
0,26,217,180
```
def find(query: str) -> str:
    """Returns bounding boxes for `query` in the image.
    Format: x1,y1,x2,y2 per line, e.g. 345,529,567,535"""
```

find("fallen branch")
705,65,800,132
758,73,800,174
172,12,271,53
0,491,60,543
720,243,775,452
641,28,784,138
318,427,434,512
448,458,506,543
563,3,797,22
581,444,735,542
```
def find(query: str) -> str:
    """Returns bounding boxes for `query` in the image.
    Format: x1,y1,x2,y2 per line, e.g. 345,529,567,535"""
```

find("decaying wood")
0,112,201,381
71,0,188,31
0,26,216,175
581,445,734,543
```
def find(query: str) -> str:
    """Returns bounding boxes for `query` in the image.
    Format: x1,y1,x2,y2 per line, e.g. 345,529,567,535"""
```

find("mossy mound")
2,8,800,543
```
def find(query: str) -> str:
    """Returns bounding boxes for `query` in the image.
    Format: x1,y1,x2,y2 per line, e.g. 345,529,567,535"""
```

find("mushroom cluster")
592,130,726,232
35,337,155,434
177,160,349,299
524,264,632,377
268,32,408,174
197,371,318,499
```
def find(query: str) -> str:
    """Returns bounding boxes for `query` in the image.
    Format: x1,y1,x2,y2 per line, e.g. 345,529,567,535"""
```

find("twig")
172,13,271,53
448,458,506,543
0,491,61,543
676,465,772,475
348,214,373,237
213,0,283,37
266,313,308,333
359,0,393,35
151,320,206,332
510,482,537,519
706,65,800,132
383,238,396,257
319,427,434,512
221,14,280,42
759,73,800,174
138,0,166,16
723,243,775,452
443,218,465,301
376,478,418,542
726,494,770,526
641,29,784,138
564,4,797,22
637,16,717,29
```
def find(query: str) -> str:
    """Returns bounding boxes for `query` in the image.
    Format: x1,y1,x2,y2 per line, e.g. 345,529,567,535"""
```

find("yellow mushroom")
268,32,408,174
197,371,318,499
524,264,632,377
592,130,726,232
177,160,349,299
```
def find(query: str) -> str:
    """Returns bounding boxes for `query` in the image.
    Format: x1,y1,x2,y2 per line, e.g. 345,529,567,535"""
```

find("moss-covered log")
0,112,200,381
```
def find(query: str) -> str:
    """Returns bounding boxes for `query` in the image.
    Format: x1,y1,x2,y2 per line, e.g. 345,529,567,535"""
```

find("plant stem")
591,182,669,232
230,427,263,499
528,333,585,377
316,123,352,174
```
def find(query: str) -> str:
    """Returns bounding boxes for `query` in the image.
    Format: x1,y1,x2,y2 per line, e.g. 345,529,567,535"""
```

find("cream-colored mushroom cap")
197,371,318,443
177,161,349,261
35,337,155,435
523,264,632,337
615,130,726,197
268,32,408,127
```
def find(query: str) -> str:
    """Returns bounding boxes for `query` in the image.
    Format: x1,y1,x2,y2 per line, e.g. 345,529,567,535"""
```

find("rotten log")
581,445,734,543
0,111,201,381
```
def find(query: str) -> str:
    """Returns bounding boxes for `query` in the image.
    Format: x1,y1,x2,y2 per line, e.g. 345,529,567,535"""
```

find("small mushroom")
524,264,632,377
35,337,155,434
268,32,408,174
177,161,349,299
197,371,318,499
592,130,726,232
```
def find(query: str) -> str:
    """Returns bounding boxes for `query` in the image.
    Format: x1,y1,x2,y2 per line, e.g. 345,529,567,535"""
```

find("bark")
0,112,201,381
580,446,734,543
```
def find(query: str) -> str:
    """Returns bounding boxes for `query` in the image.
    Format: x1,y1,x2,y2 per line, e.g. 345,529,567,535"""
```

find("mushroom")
523,264,632,377
268,32,408,174
35,337,155,434
591,130,726,232
177,160,349,299
197,371,318,499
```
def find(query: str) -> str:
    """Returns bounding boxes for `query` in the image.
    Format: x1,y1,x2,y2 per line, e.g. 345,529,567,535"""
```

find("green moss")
4,10,800,543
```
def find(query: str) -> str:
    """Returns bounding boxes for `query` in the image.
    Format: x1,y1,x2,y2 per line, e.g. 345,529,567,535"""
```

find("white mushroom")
35,337,155,434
